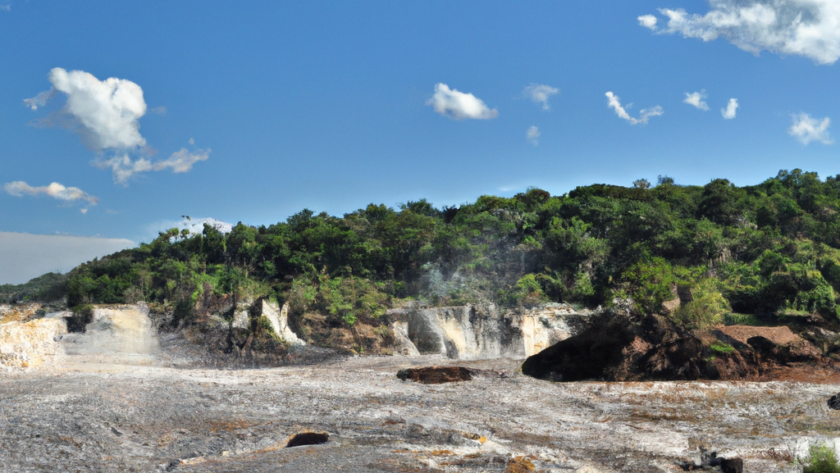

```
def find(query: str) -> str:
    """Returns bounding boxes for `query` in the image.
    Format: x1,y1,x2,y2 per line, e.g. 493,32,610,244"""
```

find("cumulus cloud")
95,148,211,185
4,181,99,205
684,90,710,110
788,113,833,144
638,14,658,30
426,83,498,120
526,126,540,145
605,91,664,125
640,0,840,65
722,98,739,119
523,83,559,110
25,68,147,151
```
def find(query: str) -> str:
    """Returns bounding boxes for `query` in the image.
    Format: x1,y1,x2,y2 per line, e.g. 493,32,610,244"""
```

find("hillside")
56,169,840,349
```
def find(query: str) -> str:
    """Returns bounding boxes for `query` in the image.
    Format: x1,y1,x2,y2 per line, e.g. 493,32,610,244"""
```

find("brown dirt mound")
396,366,472,384
717,325,800,345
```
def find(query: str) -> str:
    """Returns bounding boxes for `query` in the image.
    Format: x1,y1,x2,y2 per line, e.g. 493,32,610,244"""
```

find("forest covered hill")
47,169,840,333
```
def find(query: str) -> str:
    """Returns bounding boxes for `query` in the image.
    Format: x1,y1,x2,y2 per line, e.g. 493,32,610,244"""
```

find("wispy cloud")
3,181,99,205
523,83,559,110
94,148,211,185
426,83,498,120
683,90,709,110
526,126,540,145
788,113,833,145
721,98,739,119
605,91,663,125
640,0,840,65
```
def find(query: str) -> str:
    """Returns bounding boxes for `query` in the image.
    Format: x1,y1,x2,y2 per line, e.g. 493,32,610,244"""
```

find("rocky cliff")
390,303,593,359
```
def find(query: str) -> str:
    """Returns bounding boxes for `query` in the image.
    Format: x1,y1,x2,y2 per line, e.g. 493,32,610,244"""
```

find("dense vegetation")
0,272,67,304
63,169,840,330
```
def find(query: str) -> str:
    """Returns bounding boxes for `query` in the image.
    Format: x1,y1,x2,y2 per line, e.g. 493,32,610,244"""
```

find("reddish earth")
716,325,801,345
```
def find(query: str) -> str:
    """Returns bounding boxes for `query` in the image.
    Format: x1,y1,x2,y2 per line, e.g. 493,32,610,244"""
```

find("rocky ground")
2,336,840,473
2,304,840,472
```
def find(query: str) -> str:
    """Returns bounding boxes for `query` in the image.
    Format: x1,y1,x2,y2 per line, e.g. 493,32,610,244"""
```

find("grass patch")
723,312,765,326
803,442,840,473
709,340,735,354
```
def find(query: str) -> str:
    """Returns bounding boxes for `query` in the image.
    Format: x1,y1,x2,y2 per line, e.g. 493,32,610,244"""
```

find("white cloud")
150,106,167,115
788,112,833,144
0,232,135,284
605,91,664,125
638,14,658,30
526,126,540,145
146,217,234,242
188,137,195,145
4,181,99,205
721,98,739,119
426,83,498,120
683,90,710,110
80,208,88,214
641,1,840,65
94,148,211,185
25,68,147,151
523,83,559,110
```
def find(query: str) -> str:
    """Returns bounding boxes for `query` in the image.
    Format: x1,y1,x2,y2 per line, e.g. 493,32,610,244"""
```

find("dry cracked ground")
2,333,840,472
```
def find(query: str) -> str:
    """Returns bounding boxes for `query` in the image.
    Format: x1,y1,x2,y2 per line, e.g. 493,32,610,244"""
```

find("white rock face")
0,316,67,369
231,301,250,330
60,303,159,365
402,303,591,360
261,300,305,346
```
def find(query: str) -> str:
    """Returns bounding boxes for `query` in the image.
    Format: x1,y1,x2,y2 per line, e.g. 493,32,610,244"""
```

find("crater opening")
286,431,329,448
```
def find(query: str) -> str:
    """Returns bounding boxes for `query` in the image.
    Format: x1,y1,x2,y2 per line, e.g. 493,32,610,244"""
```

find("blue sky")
1,0,839,283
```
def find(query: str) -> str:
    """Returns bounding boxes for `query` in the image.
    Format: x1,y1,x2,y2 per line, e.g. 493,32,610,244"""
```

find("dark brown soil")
396,366,473,384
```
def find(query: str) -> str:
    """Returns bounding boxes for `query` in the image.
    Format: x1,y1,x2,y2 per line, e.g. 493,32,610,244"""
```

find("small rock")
828,393,840,410
720,457,743,473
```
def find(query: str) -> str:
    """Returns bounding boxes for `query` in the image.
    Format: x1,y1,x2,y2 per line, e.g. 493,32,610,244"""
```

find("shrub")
803,442,840,473
673,279,731,329
67,305,94,333
622,257,675,314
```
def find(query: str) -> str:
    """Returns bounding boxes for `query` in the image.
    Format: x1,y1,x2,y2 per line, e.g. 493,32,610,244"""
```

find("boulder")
828,393,840,410
720,457,743,473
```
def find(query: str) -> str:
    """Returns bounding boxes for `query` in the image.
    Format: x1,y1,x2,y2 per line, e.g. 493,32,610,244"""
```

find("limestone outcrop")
0,316,67,369
391,303,592,360
258,300,305,346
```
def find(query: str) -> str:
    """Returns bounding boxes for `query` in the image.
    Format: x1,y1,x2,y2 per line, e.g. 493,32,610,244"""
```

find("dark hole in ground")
396,366,472,384
286,432,329,448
